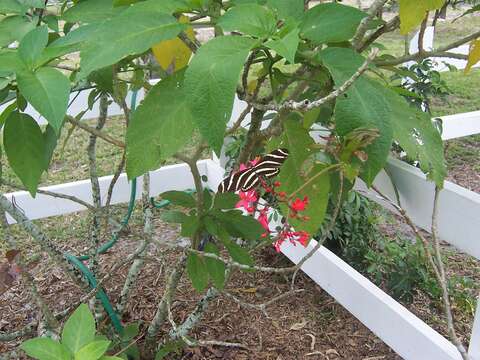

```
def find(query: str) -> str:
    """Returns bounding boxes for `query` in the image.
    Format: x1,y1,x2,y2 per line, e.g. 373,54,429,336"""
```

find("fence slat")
4,160,209,224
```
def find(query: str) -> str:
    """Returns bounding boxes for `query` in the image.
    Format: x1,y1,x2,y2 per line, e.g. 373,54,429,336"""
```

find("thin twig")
2,180,95,211
222,289,304,317
352,0,389,49
66,116,125,148
431,187,470,360
375,30,480,66
253,48,379,112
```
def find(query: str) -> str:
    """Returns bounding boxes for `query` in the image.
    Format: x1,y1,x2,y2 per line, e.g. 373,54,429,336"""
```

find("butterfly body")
218,148,289,193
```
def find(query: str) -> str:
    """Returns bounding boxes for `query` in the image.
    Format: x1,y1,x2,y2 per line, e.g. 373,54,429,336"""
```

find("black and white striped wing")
217,148,289,193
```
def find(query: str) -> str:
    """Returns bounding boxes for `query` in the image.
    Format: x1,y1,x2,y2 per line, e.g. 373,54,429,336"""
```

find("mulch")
0,215,403,360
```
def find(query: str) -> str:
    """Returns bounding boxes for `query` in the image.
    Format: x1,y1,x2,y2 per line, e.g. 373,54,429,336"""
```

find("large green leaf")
62,0,125,23
399,0,445,34
74,340,111,360
218,4,276,38
21,338,70,360
387,91,446,187
277,117,330,234
0,15,35,47
300,3,366,44
126,72,194,179
16,67,70,134
3,112,45,196
186,253,209,292
265,27,300,64
78,1,186,78
37,24,98,66
214,209,265,241
319,47,392,185
203,243,226,289
62,304,96,354
0,49,26,75
0,0,25,14
18,25,48,69
184,36,256,154
266,0,304,21
160,190,196,208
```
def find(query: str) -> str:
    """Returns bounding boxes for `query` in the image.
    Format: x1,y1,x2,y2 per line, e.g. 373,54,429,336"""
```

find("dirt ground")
2,203,478,360
1,212,404,360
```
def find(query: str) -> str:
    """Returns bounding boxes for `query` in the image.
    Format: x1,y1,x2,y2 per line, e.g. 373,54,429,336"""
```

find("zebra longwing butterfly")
218,148,289,193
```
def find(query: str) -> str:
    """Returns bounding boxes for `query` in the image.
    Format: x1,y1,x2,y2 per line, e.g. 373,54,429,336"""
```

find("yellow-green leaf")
152,15,194,73
465,39,480,74
399,0,445,34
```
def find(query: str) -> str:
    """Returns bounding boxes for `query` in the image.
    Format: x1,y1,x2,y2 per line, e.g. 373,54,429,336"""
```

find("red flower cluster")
273,229,310,252
233,160,311,252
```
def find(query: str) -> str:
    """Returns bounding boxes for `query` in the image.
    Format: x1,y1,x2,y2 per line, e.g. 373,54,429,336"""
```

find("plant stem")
145,253,187,350
117,173,152,315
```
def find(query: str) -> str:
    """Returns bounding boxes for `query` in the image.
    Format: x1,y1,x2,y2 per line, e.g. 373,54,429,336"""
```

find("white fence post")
469,298,480,360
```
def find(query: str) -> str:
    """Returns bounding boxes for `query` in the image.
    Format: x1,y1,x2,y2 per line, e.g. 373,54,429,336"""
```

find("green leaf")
18,25,48,69
74,340,111,360
213,192,239,209
62,304,96,354
121,323,139,341
184,36,256,154
399,0,445,34
266,0,304,21
43,124,57,170
0,101,16,128
386,91,446,187
0,0,25,14
78,1,186,78
16,67,70,134
0,49,25,75
277,117,330,234
300,3,366,44
21,338,71,360
218,4,276,38
161,210,188,224
155,340,185,360
126,72,194,178
203,243,226,289
222,239,253,267
181,215,200,237
215,210,264,241
63,0,125,23
319,48,393,185
160,191,196,208
3,112,45,196
186,253,209,292
37,25,98,66
265,27,300,64
99,357,124,360
0,15,35,47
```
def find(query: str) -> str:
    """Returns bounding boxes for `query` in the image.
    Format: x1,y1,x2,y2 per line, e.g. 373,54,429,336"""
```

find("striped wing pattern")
218,148,289,193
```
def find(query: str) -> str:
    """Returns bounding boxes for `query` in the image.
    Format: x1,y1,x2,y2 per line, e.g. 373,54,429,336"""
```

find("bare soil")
1,211,403,360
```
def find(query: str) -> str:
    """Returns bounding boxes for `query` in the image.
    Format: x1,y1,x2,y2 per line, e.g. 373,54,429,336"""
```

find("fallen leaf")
289,319,308,331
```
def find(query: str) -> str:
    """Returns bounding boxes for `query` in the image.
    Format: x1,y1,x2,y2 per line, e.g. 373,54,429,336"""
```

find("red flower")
239,157,260,171
235,190,258,213
257,209,270,232
273,229,310,252
274,181,281,187
290,196,309,212
294,231,310,247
